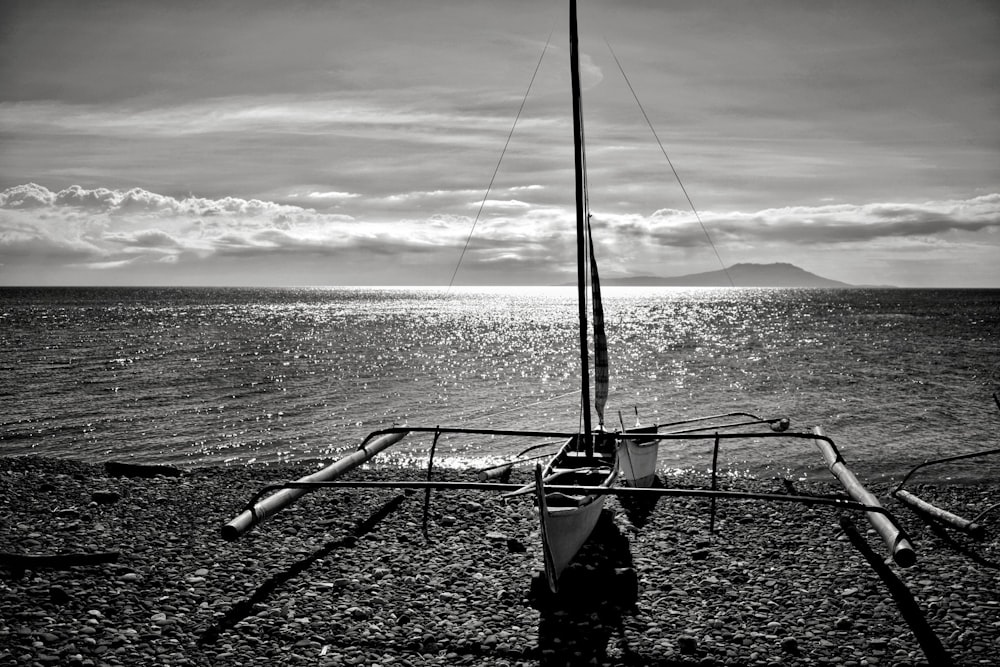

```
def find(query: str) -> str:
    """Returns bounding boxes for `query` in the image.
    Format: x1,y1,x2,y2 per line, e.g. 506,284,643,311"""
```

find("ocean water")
1,286,998,485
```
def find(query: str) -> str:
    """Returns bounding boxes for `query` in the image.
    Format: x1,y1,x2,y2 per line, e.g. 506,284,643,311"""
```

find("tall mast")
569,0,593,453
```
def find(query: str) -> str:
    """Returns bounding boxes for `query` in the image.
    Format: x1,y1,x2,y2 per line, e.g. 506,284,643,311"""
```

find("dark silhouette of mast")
569,0,593,455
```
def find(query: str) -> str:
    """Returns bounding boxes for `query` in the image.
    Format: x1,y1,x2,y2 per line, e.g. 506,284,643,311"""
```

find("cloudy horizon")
2,0,998,288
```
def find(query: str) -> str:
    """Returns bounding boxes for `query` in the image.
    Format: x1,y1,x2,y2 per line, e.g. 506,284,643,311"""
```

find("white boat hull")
545,491,608,580
536,435,618,591
618,424,660,487
619,439,659,487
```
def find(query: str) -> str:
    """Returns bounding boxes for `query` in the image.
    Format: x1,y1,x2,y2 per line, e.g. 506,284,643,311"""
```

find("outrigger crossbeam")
241,478,903,519
650,411,790,434
232,478,914,566
223,424,916,566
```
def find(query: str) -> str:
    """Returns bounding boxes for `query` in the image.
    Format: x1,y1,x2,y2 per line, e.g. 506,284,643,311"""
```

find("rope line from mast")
605,38,796,407
446,30,555,290
605,39,735,288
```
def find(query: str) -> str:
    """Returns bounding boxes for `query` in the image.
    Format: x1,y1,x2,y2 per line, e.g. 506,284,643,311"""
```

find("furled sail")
588,218,608,427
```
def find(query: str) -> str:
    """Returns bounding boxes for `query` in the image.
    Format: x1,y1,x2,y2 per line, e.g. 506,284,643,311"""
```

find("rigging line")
446,30,556,291
604,39,735,288
606,39,792,407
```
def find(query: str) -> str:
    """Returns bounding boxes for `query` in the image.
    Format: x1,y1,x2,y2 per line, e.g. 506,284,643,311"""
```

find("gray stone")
781,636,799,653
91,490,121,505
678,635,698,654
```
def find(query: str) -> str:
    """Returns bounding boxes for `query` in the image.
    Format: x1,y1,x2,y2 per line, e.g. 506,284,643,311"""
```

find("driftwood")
813,426,916,567
105,461,184,478
1,551,119,575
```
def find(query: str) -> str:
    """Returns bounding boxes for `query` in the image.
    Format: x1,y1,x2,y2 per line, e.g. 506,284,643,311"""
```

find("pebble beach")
2,455,998,667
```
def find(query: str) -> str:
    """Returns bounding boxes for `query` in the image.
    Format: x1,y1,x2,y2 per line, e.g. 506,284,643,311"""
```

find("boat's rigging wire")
446,30,556,291
445,26,777,432
604,39,793,409
604,39,734,288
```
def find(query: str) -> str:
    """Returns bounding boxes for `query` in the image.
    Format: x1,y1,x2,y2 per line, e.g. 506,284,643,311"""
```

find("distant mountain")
601,262,852,287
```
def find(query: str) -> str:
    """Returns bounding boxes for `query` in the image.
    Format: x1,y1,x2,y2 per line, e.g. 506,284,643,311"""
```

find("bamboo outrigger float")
813,426,915,566
222,431,406,541
894,485,988,539
891,452,999,540
223,0,919,594
889,394,1000,539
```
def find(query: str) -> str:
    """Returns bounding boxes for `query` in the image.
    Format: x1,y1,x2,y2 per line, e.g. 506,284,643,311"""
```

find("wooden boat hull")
618,424,660,487
619,441,658,487
543,483,609,580
537,434,618,591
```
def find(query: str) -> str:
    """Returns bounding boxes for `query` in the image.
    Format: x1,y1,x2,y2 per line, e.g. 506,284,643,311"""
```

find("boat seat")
547,466,609,477
559,453,615,467
545,492,590,508
545,469,611,487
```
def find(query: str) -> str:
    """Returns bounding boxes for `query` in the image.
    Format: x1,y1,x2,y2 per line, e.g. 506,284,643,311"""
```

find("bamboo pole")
893,489,985,539
249,479,903,518
709,432,720,534
812,426,916,567
221,431,407,541
422,430,441,538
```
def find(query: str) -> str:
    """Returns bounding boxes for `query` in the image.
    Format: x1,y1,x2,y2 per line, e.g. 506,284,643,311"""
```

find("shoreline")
6,449,996,490
1,455,997,666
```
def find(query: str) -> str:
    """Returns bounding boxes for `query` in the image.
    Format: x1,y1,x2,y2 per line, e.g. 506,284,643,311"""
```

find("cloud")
480,199,532,211
54,185,123,210
0,183,57,209
1,183,997,286
105,229,182,249
614,195,1000,249
0,95,524,145
0,184,476,273
0,218,104,261
303,191,360,201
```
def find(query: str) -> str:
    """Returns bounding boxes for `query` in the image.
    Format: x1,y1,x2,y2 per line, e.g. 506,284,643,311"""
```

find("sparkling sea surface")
1,286,998,484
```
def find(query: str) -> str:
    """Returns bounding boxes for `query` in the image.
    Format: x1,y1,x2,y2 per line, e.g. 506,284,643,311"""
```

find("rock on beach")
1,455,999,666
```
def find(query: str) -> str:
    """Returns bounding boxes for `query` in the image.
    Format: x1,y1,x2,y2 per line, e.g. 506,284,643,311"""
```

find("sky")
1,0,998,287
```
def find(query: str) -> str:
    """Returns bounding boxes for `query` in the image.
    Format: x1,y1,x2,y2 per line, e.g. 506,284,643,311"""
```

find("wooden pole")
709,432,720,534
222,431,407,541
422,429,441,538
569,0,593,456
812,426,916,567
894,489,985,539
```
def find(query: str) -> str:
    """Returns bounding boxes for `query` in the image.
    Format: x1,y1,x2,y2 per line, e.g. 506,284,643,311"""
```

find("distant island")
600,262,853,288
